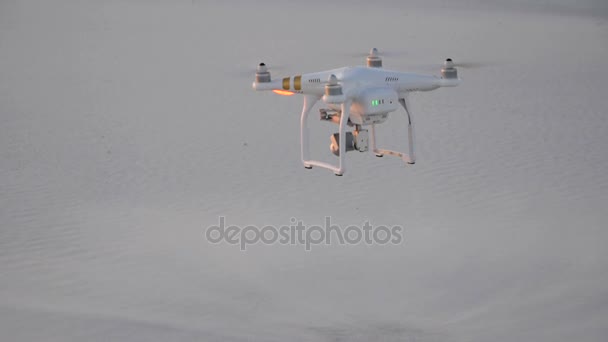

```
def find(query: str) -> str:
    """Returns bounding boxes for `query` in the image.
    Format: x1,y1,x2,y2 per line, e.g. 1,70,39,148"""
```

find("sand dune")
1,1,607,341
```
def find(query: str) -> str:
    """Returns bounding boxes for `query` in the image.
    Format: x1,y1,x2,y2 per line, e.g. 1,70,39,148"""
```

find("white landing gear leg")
369,124,383,157
402,97,416,164
300,95,320,170
334,100,352,176
370,96,416,165
301,97,352,176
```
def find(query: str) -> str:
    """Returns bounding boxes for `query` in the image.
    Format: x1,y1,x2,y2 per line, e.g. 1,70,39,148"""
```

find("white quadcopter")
252,48,461,176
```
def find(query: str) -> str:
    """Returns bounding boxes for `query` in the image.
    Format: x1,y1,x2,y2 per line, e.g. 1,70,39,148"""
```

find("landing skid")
301,95,352,176
368,97,416,166
300,95,417,175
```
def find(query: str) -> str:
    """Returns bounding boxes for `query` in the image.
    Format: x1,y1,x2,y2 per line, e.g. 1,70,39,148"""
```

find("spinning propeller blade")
340,48,409,59
405,60,496,72
230,63,286,79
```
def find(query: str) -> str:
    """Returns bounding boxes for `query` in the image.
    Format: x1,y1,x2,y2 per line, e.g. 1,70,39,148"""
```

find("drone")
252,48,461,176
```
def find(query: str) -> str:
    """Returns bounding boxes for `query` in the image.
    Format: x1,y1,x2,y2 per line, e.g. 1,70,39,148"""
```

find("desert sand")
1,1,607,341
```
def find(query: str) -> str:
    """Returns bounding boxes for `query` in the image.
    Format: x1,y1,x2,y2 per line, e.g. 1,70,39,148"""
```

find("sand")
1,1,607,341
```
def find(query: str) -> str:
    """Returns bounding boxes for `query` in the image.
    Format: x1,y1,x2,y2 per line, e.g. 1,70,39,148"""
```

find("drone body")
253,48,461,176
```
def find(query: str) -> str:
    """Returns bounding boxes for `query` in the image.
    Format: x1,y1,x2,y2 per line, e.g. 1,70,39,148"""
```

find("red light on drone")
273,89,295,96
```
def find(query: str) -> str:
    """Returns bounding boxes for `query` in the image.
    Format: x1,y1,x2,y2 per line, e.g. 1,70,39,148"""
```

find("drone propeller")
450,61,489,69
405,59,494,72
231,63,287,79
341,48,410,59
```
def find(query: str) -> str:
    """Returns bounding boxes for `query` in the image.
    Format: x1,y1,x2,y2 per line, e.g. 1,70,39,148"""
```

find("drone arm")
437,78,461,88
252,80,282,91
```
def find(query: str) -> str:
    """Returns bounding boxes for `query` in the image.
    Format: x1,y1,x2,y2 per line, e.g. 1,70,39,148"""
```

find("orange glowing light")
273,89,295,96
